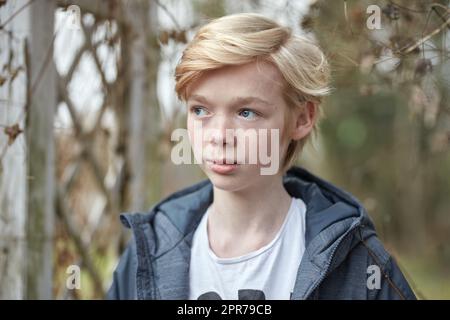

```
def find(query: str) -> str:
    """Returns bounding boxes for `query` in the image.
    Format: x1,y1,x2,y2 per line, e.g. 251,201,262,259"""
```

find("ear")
290,101,317,141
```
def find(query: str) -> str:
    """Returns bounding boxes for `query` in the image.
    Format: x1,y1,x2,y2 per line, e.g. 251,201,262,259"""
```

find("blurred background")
0,0,449,299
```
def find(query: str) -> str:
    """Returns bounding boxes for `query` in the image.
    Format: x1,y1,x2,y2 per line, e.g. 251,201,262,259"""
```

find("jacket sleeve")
106,241,138,300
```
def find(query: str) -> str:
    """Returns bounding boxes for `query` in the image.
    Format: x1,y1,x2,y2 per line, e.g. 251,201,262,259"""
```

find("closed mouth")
205,159,239,165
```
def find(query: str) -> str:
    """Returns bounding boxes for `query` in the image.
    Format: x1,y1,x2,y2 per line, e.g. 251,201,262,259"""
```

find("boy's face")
186,61,301,192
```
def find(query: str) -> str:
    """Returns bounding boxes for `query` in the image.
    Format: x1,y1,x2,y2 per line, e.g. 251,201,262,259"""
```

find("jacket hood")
120,166,377,299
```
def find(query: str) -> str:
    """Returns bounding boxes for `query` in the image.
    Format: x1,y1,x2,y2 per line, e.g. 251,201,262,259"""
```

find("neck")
207,173,292,257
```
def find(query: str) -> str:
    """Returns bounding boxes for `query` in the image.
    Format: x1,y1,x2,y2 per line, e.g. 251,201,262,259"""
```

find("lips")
205,158,238,165
204,158,240,174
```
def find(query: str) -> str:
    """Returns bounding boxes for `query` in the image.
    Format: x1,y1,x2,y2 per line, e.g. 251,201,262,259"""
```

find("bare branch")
55,184,105,297
397,15,450,55
0,0,36,30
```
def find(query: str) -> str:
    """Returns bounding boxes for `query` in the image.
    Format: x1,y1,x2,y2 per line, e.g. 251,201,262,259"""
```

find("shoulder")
330,230,417,300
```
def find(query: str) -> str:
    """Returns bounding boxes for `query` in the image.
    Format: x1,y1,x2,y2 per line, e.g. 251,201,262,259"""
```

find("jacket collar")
121,166,375,299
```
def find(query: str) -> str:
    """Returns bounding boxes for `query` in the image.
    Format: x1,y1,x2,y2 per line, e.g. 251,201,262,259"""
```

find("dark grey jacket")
107,166,416,300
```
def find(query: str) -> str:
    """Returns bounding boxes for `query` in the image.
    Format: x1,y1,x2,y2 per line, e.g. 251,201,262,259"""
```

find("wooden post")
25,0,57,299
122,0,162,212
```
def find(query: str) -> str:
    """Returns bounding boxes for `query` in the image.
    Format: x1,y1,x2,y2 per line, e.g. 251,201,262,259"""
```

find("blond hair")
175,13,331,170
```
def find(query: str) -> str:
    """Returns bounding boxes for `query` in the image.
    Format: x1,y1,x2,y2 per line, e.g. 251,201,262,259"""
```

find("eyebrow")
188,94,272,107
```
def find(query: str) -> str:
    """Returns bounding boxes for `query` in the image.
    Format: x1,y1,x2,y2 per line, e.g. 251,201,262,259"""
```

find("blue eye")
191,106,208,117
238,109,257,119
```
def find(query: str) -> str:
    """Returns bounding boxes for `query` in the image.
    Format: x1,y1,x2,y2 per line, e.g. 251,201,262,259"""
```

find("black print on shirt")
198,289,265,300
197,290,294,300
238,289,266,299
197,291,223,300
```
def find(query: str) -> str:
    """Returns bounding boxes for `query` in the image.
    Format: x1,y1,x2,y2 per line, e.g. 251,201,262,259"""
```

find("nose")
207,114,236,146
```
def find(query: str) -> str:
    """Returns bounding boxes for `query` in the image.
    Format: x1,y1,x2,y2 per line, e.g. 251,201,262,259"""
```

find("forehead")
187,61,286,103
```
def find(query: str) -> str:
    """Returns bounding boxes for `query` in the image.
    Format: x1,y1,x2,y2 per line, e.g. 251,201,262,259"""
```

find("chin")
209,177,245,192
202,165,259,192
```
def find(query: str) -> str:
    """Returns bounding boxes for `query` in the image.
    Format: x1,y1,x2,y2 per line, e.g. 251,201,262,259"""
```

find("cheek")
187,118,194,142
187,118,202,150
267,109,291,141
187,115,202,137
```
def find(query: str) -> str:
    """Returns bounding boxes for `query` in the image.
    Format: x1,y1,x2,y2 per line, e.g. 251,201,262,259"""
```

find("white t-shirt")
189,197,307,300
